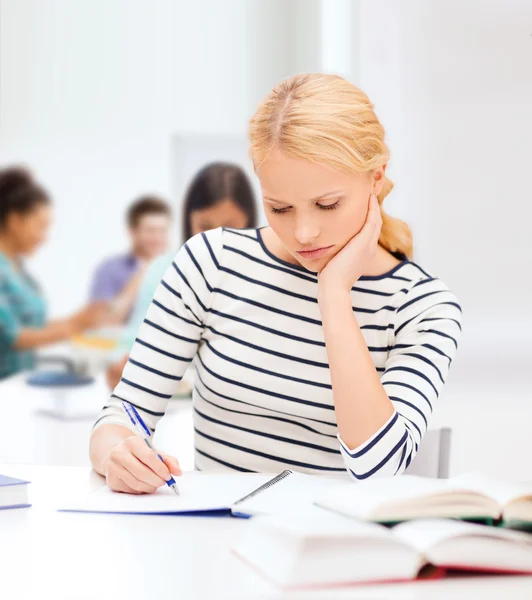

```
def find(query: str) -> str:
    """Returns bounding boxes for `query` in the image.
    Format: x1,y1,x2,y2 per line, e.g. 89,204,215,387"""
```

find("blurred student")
90,196,171,325
0,167,108,380
105,162,257,390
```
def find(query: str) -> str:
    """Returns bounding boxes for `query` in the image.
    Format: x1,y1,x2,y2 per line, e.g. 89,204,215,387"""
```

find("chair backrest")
404,428,452,478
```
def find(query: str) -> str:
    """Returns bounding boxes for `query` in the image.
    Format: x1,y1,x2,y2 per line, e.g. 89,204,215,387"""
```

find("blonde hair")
248,73,413,259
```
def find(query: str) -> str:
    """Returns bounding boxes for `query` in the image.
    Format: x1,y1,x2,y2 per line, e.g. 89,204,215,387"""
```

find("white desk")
1,465,532,600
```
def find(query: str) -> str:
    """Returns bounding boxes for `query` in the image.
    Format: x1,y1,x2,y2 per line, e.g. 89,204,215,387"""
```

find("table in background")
0,373,194,469
1,464,532,600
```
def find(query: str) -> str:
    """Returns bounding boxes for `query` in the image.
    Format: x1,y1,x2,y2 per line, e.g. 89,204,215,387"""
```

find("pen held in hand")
121,401,180,495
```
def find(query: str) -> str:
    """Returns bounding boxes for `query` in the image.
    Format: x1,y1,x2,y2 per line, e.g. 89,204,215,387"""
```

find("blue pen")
121,401,180,495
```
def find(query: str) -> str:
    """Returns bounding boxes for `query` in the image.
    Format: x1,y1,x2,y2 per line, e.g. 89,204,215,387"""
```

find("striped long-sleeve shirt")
94,227,462,480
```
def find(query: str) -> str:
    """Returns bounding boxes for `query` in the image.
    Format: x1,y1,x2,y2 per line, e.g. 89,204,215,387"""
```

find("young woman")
90,74,462,493
104,162,257,389
0,168,108,379
181,161,257,241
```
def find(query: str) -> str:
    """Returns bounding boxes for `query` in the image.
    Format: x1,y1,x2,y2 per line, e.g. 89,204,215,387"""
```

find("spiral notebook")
60,470,343,518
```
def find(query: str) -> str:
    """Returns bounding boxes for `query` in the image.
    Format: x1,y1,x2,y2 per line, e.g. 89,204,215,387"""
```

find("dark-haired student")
0,167,108,380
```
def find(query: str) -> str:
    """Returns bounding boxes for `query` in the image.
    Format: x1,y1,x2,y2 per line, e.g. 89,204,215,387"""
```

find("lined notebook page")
61,472,272,514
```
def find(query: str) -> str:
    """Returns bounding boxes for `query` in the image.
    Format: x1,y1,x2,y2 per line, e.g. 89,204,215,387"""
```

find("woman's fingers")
159,451,182,476
127,436,172,482
107,473,142,494
354,195,381,248
108,463,157,494
120,452,167,489
105,435,178,495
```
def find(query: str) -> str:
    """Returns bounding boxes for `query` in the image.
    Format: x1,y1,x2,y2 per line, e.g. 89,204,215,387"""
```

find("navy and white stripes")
94,227,462,480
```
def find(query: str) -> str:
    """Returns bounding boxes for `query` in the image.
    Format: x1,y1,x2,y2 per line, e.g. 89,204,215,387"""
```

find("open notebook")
233,514,532,590
60,470,346,517
315,473,532,526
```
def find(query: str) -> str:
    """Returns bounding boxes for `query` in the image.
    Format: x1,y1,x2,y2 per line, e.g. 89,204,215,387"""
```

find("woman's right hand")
103,435,182,494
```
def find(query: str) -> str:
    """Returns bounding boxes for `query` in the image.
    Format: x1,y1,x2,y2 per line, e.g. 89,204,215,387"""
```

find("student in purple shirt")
90,196,171,324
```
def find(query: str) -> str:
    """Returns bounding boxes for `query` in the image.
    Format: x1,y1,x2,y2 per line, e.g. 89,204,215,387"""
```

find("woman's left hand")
318,194,382,294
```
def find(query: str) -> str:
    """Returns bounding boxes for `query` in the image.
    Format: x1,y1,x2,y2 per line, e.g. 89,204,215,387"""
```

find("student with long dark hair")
0,167,108,379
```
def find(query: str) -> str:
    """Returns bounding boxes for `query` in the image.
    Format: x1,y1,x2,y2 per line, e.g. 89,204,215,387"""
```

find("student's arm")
318,196,461,479
12,302,110,350
121,254,174,350
320,282,461,480
0,284,108,350
104,264,149,325
90,230,223,492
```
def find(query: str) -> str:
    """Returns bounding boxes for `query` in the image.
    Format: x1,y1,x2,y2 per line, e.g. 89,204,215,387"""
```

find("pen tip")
172,484,180,496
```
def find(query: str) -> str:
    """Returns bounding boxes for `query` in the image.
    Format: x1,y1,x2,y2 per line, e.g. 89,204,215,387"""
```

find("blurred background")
0,0,530,478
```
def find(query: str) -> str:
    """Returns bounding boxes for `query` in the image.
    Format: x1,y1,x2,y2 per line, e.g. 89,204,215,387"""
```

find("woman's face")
189,197,249,237
7,204,52,255
258,150,384,272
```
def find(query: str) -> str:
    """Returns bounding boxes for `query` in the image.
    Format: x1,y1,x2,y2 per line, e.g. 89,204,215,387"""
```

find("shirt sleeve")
0,282,20,349
93,230,223,433
338,277,463,480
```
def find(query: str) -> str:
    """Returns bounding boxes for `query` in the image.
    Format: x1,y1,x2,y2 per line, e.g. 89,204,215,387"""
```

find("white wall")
2,0,530,362
0,0,301,317
1,0,531,477
0,0,176,316
358,0,532,478
359,0,532,367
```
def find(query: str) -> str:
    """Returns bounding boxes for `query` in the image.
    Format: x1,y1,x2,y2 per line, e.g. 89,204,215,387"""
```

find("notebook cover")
0,474,30,487
60,507,233,516
0,504,32,510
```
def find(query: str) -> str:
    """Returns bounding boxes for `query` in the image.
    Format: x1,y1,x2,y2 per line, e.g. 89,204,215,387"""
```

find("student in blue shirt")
104,162,257,389
0,167,108,380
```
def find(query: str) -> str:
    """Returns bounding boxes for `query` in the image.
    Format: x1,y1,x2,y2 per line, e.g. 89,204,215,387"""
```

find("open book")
315,473,532,526
60,470,345,517
233,514,532,589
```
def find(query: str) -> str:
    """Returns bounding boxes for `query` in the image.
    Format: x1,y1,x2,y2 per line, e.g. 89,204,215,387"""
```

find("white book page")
450,473,532,507
316,475,449,519
234,513,422,588
262,511,398,540
392,518,532,554
60,472,271,514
